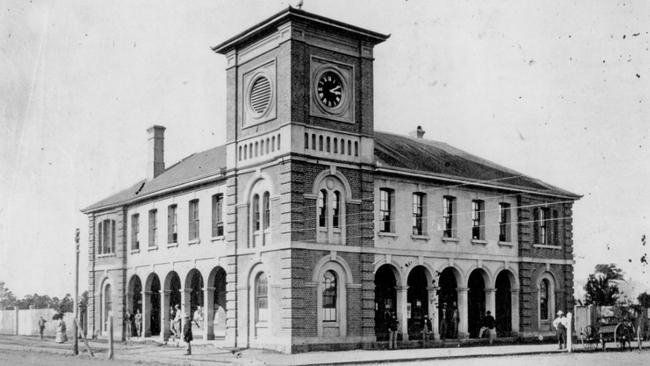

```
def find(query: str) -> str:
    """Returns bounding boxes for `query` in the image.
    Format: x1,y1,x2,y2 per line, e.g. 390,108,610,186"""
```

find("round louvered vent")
249,76,271,115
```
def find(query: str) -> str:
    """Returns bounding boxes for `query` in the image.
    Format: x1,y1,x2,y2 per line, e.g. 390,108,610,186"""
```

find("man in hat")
484,310,496,345
552,310,567,349
183,313,193,355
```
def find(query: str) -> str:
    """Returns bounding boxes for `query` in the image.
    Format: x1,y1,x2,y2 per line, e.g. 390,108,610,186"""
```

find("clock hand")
330,85,341,92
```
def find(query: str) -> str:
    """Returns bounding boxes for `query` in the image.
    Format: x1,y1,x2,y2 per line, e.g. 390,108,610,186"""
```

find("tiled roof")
82,145,226,213
374,131,579,198
83,132,578,213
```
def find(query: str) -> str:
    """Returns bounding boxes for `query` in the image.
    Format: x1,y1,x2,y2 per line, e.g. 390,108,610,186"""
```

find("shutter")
532,208,539,243
249,77,271,114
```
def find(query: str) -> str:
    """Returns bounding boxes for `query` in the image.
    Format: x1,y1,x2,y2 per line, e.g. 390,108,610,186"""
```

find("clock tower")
213,7,388,351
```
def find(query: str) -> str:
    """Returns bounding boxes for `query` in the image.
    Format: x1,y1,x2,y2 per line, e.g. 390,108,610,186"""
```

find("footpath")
0,334,647,366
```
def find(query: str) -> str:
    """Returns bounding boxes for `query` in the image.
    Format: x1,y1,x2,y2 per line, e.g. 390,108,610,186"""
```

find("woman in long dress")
55,316,67,343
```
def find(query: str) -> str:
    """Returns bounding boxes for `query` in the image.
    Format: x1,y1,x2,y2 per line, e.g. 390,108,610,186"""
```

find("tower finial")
295,0,304,10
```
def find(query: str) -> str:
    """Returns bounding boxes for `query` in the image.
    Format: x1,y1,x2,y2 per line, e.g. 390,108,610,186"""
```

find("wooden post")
74,228,80,355
108,316,114,360
567,312,573,352
75,319,94,357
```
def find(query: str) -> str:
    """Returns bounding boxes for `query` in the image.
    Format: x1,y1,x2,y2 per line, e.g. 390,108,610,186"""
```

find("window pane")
443,197,454,238
252,195,260,231
379,189,392,232
332,191,340,228
412,193,424,235
318,190,327,228
322,271,337,322
263,192,270,230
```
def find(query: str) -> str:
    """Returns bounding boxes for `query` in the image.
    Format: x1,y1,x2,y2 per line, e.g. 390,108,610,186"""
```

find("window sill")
323,321,339,327
188,239,201,245
498,241,513,247
441,237,459,243
255,321,269,328
147,245,159,252
97,253,116,258
211,236,225,243
167,242,178,248
378,232,398,238
471,239,488,245
411,234,430,241
533,244,562,249
130,249,140,255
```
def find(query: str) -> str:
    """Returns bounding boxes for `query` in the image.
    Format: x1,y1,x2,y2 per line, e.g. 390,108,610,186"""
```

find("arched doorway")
163,271,181,340
127,275,142,338
145,274,161,336
185,269,204,338
437,267,458,339
101,282,112,334
374,264,398,341
128,275,142,314
208,267,227,339
407,266,429,339
185,269,204,318
467,269,487,338
495,271,513,336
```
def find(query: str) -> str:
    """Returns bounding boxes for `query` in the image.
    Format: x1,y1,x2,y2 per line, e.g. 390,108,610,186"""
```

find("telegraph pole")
73,228,80,355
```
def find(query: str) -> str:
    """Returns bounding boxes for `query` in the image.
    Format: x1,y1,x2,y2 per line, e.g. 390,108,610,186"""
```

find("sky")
1,0,649,300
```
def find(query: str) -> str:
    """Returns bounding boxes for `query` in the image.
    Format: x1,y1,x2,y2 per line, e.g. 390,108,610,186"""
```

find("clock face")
317,71,343,108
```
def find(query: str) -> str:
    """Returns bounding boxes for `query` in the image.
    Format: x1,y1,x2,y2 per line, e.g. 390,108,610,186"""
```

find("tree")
583,263,625,306
0,281,17,309
638,292,650,307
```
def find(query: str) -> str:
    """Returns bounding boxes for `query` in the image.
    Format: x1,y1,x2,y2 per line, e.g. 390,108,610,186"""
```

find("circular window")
249,76,272,115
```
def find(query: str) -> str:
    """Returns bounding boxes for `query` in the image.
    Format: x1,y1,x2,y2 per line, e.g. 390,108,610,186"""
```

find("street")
0,349,169,366
370,351,650,366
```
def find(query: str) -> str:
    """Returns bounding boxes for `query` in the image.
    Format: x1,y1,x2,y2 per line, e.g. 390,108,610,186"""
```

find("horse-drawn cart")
576,305,646,351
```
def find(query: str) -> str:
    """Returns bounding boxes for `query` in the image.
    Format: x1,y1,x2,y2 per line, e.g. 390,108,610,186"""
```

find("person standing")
38,316,47,340
422,314,433,348
439,303,448,340
450,303,459,339
552,310,567,349
55,315,67,343
388,313,399,350
174,305,183,345
124,311,132,341
134,309,142,337
484,311,496,345
183,313,199,355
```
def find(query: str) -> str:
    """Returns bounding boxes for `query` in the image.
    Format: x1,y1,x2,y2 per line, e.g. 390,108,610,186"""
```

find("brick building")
82,7,579,353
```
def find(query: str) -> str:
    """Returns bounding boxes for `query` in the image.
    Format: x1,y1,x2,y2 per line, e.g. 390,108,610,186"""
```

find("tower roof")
212,6,390,55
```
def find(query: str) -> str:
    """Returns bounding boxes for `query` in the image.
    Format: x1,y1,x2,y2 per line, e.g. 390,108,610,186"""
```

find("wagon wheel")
581,325,598,350
615,323,633,351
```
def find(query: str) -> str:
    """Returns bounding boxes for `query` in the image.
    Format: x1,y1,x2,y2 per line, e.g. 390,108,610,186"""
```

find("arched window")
319,135,323,151
255,273,268,322
103,283,112,332
340,139,345,154
322,270,337,322
271,136,276,152
333,138,338,153
304,133,309,149
540,279,550,320
312,134,316,150
252,194,260,231
326,137,331,152
262,192,270,230
260,140,264,155
332,191,340,228
315,176,347,244
318,190,327,228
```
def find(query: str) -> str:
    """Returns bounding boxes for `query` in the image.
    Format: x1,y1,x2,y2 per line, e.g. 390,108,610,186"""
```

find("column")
485,288,496,316
205,286,215,340
396,286,409,341
143,290,151,337
428,286,440,340
161,290,170,342
457,287,469,338
511,289,520,335
182,288,191,334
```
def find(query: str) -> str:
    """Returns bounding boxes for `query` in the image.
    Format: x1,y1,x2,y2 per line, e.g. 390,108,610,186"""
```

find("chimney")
147,125,166,180
416,125,425,138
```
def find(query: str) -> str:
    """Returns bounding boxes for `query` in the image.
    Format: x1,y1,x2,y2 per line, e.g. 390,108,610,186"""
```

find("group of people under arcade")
123,304,203,356
382,302,502,349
